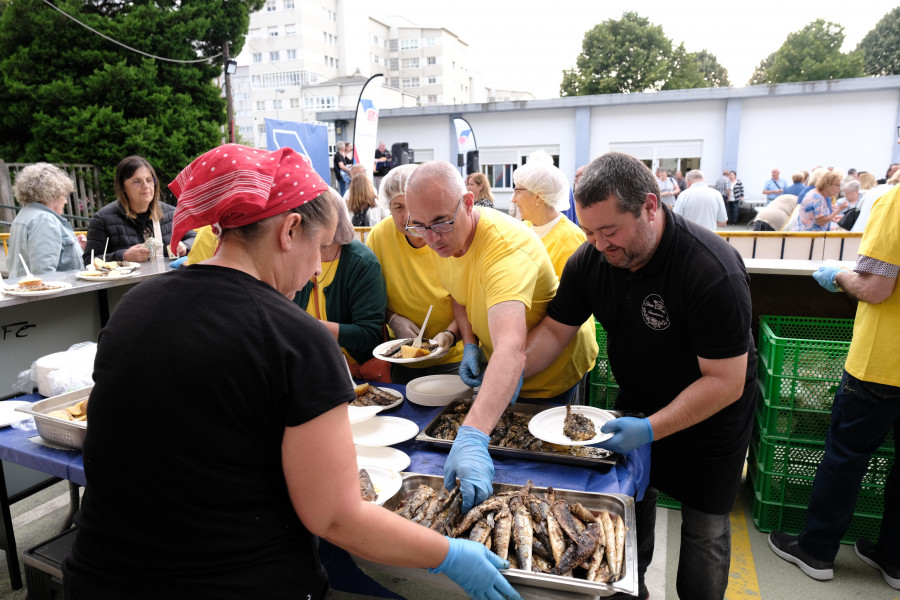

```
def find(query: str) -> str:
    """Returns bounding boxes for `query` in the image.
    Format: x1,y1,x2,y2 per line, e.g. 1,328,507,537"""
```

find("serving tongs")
411,305,433,348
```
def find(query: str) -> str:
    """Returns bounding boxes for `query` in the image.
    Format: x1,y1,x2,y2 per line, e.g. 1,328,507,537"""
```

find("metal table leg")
61,482,80,531
0,463,23,590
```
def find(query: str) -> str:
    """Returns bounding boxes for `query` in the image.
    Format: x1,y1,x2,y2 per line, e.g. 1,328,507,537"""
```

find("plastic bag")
12,341,96,397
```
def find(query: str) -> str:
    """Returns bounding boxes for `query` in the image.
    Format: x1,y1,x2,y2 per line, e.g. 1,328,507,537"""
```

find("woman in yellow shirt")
512,153,586,278
365,165,464,383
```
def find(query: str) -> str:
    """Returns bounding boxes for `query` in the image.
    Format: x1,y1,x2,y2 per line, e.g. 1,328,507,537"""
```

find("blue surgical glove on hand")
429,537,522,600
812,265,844,293
597,417,654,454
444,425,494,513
169,256,188,269
459,343,486,387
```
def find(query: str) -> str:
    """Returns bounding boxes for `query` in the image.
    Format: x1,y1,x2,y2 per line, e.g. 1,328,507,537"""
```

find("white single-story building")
318,75,900,213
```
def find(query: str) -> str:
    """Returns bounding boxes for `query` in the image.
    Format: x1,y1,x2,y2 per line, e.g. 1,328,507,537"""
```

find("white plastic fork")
411,305,433,348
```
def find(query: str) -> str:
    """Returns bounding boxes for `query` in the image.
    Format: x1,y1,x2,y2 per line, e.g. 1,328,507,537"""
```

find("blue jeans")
799,370,900,564
632,487,731,599
726,201,740,225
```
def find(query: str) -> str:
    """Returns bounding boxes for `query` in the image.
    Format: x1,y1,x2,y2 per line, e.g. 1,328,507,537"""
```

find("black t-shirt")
64,265,354,599
333,151,346,179
548,208,756,513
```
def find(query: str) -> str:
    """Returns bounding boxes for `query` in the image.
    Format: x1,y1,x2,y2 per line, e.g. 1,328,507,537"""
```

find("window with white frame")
373,35,379,45
273,99,283,110
266,0,275,11
304,97,315,109
400,38,419,50
268,26,278,37
286,49,296,59
269,51,279,61
389,77,399,88
285,23,296,35
389,38,398,52
258,124,266,135
256,100,266,110
250,70,320,89
373,55,380,65
250,28,262,39
427,56,436,65
290,98,300,108
425,37,437,46
284,0,294,7
389,58,399,71
402,58,419,69
252,53,262,63
427,76,437,84
401,77,420,88
427,95,437,103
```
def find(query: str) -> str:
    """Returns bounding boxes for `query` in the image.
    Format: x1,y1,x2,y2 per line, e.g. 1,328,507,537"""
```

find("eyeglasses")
406,199,462,237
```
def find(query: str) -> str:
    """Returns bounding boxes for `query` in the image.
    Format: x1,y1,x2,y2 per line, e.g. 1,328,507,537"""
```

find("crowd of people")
3,139,897,600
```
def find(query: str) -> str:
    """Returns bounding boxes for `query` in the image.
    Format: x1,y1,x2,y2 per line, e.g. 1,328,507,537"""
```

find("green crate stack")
750,316,894,542
588,324,682,510
589,322,619,410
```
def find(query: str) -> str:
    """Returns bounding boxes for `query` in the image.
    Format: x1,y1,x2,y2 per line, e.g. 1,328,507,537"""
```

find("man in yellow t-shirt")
405,161,598,511
768,183,900,590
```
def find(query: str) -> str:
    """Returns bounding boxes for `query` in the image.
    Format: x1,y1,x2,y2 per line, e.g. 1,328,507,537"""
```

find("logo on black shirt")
641,294,670,330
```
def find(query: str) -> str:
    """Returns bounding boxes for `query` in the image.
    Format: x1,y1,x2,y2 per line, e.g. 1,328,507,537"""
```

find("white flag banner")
352,74,384,180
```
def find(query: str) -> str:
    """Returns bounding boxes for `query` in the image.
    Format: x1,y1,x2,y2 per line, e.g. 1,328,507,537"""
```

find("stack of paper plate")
406,374,472,407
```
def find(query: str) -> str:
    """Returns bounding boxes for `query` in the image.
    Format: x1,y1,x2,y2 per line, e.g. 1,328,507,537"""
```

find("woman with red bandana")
63,145,520,600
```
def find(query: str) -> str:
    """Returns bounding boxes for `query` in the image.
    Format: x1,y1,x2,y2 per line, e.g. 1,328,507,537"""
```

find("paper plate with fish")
527,405,616,446
357,465,403,506
372,338,448,364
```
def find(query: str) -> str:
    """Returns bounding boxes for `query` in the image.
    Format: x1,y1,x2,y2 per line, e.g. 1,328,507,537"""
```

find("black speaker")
465,150,479,175
392,142,412,165
406,148,414,164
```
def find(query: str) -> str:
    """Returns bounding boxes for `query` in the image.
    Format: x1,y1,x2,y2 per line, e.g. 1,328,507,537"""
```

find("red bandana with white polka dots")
168,144,328,252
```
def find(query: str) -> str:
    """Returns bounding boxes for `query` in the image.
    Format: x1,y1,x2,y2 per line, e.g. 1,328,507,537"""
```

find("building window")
250,28,262,39
266,0,275,11
484,164,516,189
335,59,339,70
401,77,420,88
402,58,419,69
400,38,419,50
323,32,327,43
389,38,398,52
284,0,294,7
389,58,399,71
330,57,335,67
268,26,278,37
324,54,329,65
373,35,379,45
373,55,379,65
427,76,436,84
285,23,296,36
258,124,266,135
427,56,436,65
389,77,400,88
252,53,263,63
273,99,283,110
269,51,280,61
256,101,266,110
290,98,300,108
425,37,437,46
286,49,297,59
427,95,437,103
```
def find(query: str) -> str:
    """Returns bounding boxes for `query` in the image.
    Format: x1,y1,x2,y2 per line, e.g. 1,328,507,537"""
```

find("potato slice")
354,383,370,396
399,345,430,359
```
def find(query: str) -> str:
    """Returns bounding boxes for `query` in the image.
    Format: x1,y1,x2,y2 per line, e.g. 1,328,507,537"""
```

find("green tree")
748,19,865,85
857,6,900,76
0,0,263,201
561,12,729,96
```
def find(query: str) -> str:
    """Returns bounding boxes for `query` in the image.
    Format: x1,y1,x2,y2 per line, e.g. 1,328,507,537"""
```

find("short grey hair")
576,152,660,218
685,170,704,183
841,180,861,194
13,163,74,206
335,141,346,151
406,161,466,198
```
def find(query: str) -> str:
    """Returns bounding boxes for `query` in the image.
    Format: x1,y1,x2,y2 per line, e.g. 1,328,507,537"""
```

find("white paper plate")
76,271,137,281
351,416,419,447
2,282,72,297
372,339,449,364
347,405,383,425
406,374,472,407
527,406,616,446
355,445,411,472
357,465,403,506
350,386,403,411
0,401,31,427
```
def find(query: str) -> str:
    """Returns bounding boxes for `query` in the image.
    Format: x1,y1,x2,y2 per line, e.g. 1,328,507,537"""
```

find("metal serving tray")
15,386,91,451
374,473,637,598
416,400,620,468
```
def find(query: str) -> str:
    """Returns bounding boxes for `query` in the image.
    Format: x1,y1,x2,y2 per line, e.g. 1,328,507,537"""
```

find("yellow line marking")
726,490,761,599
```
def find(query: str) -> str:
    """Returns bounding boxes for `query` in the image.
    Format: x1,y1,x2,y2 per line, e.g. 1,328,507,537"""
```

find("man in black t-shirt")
524,152,756,600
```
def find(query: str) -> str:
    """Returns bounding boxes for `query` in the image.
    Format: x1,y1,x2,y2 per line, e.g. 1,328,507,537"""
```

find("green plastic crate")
748,424,891,515
657,491,681,510
756,316,852,410
588,382,619,410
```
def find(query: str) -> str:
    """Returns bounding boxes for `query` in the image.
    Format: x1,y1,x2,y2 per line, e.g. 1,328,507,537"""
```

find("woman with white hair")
365,164,463,383
293,187,387,371
7,163,84,278
511,156,585,277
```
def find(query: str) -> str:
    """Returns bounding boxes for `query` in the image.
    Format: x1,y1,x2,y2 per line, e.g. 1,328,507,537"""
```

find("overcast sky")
376,0,898,98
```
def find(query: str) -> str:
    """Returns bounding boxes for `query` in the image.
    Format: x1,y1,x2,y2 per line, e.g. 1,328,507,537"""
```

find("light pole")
224,41,237,143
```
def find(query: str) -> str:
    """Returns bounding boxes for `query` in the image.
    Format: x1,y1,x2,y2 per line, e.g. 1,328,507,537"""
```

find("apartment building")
232,0,486,148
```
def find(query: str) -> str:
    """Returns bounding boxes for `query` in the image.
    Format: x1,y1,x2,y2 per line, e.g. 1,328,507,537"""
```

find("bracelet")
443,330,458,346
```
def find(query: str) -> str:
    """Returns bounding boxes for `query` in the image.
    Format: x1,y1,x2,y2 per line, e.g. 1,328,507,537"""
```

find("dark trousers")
726,201,741,225
752,221,776,232
799,370,900,564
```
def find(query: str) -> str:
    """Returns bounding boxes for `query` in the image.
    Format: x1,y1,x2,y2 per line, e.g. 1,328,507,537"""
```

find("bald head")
407,161,467,198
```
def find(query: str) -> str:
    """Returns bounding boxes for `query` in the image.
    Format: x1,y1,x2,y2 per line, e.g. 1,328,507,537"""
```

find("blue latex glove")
429,537,522,600
597,417,654,454
169,256,189,269
444,425,494,513
459,343,486,387
812,265,844,293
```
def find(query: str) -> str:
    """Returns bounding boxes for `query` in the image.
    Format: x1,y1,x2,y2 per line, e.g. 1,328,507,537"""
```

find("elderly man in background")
673,170,727,232
524,152,757,600
404,161,598,512
762,168,788,204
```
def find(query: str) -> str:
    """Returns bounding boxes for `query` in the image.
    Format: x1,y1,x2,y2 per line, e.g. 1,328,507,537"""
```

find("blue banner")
264,119,330,184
